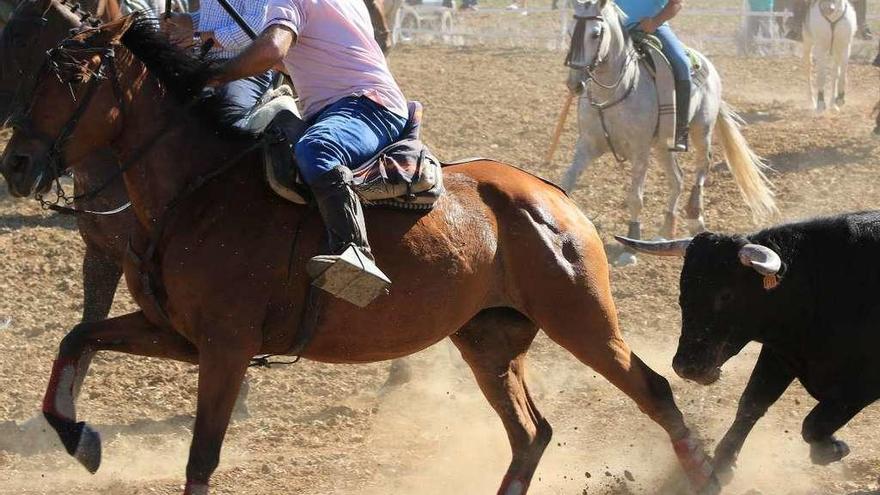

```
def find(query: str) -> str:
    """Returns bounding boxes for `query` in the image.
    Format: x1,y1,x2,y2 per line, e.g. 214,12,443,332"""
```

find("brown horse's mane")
115,13,257,140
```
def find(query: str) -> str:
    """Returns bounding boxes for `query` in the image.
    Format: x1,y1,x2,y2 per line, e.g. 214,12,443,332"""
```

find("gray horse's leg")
655,148,683,240
616,153,651,266
561,135,597,193
685,124,713,234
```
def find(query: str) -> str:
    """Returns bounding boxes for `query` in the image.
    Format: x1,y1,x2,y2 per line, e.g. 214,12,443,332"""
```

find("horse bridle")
8,40,127,210
564,10,638,163
2,0,102,126
565,14,606,73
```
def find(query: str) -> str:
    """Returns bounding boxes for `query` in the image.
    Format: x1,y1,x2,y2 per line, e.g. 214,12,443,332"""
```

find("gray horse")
562,0,777,266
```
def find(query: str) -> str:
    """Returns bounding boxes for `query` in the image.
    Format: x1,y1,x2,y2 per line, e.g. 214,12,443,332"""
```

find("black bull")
619,211,880,483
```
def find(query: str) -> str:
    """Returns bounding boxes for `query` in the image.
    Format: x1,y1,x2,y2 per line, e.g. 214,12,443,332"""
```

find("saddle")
630,31,707,150
247,90,444,210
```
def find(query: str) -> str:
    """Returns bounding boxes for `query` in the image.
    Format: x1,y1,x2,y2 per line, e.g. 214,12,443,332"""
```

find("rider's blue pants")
294,96,408,185
653,24,691,83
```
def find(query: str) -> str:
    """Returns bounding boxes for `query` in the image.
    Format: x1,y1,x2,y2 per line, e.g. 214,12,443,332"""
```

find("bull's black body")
673,211,880,480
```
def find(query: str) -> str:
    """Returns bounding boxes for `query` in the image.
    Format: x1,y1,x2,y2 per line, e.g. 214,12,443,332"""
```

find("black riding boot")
786,0,807,40
306,166,391,306
673,81,691,152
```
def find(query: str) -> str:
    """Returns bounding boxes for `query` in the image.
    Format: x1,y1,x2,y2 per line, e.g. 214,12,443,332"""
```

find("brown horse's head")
0,0,119,124
1,16,131,197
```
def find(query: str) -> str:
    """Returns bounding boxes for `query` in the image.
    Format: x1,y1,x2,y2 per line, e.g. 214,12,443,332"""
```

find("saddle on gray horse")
246,90,444,210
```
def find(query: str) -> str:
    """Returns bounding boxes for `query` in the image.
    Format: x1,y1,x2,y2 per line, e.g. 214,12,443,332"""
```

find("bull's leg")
184,339,256,495
450,309,548,495
43,311,199,473
685,125,713,234
656,149,683,239
713,346,794,484
802,400,865,465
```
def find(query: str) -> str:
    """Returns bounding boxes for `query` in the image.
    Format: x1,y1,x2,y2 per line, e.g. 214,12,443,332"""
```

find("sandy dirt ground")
2,14,880,495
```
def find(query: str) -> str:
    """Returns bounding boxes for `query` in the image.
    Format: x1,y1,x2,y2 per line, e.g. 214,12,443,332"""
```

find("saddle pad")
262,101,444,210
631,31,702,75
641,44,677,151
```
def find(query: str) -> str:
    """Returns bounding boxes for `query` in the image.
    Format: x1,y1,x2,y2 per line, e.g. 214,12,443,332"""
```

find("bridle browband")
564,8,639,163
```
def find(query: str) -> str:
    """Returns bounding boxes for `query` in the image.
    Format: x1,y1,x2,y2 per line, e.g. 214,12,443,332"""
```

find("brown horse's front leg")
184,342,256,495
43,311,198,474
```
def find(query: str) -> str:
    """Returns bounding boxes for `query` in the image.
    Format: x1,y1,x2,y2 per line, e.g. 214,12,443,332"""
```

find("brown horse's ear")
71,14,136,45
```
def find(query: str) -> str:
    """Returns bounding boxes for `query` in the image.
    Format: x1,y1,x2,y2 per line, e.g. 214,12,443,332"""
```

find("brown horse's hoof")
673,435,719,495
810,438,850,465
43,413,102,474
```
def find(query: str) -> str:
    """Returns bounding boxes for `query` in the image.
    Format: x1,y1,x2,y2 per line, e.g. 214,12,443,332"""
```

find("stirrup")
309,245,391,307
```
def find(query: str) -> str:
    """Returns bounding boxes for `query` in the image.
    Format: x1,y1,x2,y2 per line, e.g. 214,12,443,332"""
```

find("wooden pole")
544,91,575,164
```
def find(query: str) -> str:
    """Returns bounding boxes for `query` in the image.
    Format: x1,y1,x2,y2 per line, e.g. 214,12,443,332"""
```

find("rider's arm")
210,25,294,85
640,0,683,33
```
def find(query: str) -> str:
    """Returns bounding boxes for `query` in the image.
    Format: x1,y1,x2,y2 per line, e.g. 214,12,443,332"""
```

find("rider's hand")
639,17,659,33
161,13,194,47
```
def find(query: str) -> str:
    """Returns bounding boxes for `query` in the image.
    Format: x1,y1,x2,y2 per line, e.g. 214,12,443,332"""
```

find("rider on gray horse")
617,0,691,151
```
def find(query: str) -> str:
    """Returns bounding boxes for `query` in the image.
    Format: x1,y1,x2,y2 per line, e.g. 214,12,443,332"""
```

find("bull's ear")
738,244,782,290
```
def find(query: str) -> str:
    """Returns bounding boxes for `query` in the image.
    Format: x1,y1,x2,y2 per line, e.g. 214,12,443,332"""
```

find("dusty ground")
2,14,880,495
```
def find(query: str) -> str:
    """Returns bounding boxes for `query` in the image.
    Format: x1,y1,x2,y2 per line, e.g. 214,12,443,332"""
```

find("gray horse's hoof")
697,476,722,495
810,438,850,466
873,126,880,136
613,251,638,267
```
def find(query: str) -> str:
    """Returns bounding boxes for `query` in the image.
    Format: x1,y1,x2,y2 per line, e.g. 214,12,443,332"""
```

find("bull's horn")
738,244,781,275
614,236,692,257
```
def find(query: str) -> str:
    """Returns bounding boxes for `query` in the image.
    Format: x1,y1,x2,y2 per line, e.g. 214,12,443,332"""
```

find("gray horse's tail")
716,101,778,221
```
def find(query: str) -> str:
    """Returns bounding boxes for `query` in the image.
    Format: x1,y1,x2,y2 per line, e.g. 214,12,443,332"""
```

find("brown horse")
0,0,410,406
2,16,720,495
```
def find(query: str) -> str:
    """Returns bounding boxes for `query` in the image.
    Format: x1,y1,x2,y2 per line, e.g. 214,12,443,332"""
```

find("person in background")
161,0,272,131
787,0,872,41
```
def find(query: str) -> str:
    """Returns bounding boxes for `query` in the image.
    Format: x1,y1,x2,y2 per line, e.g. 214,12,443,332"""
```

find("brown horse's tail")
716,101,778,222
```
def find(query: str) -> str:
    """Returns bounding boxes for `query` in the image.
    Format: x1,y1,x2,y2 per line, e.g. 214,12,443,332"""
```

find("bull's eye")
713,289,734,311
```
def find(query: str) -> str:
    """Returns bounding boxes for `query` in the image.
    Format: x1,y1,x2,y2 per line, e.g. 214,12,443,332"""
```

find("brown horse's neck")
111,49,252,232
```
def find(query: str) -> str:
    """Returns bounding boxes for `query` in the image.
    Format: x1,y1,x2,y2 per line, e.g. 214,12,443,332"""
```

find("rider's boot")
785,0,806,41
307,165,391,307
673,81,691,152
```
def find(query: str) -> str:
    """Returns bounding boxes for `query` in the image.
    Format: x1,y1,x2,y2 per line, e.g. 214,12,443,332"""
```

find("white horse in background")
561,0,777,266
803,0,855,111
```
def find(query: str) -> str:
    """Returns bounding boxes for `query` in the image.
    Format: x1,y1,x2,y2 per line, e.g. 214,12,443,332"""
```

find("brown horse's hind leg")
450,308,549,495
535,292,720,494
43,311,198,474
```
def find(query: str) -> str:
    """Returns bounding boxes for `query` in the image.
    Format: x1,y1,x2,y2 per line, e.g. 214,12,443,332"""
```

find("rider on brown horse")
209,0,406,303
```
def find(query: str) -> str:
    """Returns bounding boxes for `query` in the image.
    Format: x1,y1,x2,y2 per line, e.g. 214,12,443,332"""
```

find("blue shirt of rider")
615,0,668,27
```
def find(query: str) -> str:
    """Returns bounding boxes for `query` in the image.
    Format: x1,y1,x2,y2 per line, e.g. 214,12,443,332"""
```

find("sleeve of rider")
213,2,269,50
264,0,307,35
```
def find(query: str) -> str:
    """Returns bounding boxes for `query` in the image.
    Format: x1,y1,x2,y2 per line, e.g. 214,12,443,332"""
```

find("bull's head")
616,233,783,385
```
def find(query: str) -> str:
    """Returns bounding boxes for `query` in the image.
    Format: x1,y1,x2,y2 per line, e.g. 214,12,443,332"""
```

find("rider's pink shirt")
264,0,408,119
